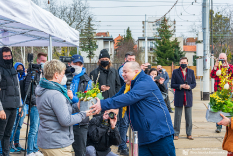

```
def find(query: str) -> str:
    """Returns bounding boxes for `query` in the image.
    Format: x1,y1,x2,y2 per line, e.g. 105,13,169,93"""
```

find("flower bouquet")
206,61,233,123
76,73,104,111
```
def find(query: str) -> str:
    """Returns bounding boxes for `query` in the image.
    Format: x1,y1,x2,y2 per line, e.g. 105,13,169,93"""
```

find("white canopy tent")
0,0,79,61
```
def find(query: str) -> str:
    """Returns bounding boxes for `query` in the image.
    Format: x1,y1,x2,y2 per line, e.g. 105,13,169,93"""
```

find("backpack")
20,77,27,103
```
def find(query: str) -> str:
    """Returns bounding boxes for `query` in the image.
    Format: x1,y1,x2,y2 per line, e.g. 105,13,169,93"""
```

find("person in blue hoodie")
8,62,27,153
65,54,92,156
91,61,175,156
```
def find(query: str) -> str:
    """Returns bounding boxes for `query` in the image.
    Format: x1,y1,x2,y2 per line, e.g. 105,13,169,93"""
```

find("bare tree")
47,0,90,31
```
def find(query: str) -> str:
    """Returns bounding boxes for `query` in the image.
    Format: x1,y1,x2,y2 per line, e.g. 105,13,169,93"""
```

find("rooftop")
183,45,196,52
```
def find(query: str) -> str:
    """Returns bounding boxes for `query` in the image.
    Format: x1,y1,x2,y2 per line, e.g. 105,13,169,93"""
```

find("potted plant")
76,72,104,111
206,61,233,122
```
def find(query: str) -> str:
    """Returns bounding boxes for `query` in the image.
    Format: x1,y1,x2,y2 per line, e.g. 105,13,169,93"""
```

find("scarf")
180,67,187,106
39,78,73,103
122,71,141,118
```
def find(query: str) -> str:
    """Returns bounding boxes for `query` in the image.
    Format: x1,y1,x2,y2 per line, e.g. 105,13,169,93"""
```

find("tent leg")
49,35,52,61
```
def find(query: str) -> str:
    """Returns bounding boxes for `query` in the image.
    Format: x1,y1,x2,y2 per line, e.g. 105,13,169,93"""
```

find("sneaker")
35,151,44,156
10,145,21,154
15,143,25,151
26,153,36,156
120,149,129,156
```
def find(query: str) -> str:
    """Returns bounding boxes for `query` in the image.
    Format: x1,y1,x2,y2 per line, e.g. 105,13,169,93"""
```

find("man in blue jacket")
68,54,92,156
171,57,196,140
91,61,175,156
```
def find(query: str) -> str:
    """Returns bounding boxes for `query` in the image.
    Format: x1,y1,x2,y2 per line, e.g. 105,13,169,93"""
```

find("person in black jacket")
90,49,121,100
148,68,166,93
148,68,173,113
0,47,23,156
86,109,121,156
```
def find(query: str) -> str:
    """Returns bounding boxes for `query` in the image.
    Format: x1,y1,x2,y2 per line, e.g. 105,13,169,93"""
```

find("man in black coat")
0,47,23,156
86,109,121,156
171,57,196,141
90,49,121,99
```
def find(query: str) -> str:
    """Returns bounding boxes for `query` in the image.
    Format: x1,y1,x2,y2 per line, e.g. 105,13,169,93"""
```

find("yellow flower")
91,93,97,98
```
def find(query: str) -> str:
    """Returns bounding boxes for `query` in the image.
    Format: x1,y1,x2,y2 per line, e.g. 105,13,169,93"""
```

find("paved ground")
11,81,228,156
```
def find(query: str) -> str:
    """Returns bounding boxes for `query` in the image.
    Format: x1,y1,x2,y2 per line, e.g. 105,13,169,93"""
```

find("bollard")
133,131,138,156
129,126,132,156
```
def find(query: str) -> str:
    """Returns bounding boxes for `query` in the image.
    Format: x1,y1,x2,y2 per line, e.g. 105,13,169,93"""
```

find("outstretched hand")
217,114,231,126
90,98,102,114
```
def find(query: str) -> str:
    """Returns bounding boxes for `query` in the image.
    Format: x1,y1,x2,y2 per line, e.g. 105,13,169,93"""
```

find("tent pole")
49,35,52,60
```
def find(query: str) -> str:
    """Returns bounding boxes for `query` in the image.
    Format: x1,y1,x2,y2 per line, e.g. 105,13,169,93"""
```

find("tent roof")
0,0,79,47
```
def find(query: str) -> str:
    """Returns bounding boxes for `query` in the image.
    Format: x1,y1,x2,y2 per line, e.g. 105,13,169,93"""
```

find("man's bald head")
219,53,227,60
124,61,142,72
122,62,141,85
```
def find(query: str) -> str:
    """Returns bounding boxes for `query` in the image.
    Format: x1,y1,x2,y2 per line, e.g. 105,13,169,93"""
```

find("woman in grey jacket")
35,59,93,156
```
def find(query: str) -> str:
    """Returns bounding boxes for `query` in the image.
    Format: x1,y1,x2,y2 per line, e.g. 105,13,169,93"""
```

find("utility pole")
145,14,148,63
210,0,214,93
202,0,210,100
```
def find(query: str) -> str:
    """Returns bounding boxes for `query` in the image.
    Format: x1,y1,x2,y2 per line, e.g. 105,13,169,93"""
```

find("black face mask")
101,61,109,67
17,70,24,76
159,69,162,72
3,59,13,68
180,64,187,69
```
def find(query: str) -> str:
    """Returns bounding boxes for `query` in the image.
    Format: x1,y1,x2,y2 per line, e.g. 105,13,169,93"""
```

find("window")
142,41,145,48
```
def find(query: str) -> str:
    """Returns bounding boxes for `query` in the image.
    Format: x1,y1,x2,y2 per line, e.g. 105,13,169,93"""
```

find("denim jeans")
216,123,222,129
139,135,176,156
117,107,129,150
10,107,26,144
27,105,40,154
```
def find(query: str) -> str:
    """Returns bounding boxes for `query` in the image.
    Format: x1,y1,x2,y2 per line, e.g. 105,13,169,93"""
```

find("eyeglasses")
3,55,12,59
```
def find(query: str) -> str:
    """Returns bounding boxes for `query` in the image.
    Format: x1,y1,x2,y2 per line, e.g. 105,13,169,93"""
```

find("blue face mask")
40,63,45,70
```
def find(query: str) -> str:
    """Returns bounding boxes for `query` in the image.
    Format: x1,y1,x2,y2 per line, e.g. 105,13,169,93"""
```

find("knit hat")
99,49,110,59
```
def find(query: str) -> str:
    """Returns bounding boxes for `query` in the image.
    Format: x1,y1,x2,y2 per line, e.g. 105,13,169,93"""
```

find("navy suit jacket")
171,68,196,107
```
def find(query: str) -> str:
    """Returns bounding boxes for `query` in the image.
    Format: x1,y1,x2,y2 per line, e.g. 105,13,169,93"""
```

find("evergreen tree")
79,16,97,63
153,17,183,66
124,27,133,41
173,38,185,65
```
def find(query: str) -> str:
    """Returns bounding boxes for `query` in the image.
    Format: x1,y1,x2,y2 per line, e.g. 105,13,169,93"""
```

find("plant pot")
80,98,97,111
206,104,231,123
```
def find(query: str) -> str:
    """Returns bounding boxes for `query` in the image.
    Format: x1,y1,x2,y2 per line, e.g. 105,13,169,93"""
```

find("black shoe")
120,149,129,156
118,147,129,153
169,110,174,113
215,128,221,133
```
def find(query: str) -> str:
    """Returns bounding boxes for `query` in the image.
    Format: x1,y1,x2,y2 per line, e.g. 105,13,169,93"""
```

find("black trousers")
0,108,17,156
72,125,88,156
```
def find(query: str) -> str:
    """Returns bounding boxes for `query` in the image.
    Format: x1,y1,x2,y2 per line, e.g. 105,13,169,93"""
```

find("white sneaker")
35,151,44,156
26,153,36,156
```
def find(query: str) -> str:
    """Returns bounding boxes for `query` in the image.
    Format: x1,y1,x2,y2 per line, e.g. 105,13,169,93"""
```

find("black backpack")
20,77,27,103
